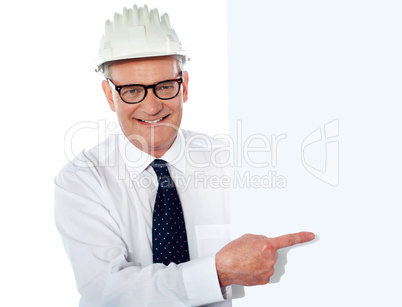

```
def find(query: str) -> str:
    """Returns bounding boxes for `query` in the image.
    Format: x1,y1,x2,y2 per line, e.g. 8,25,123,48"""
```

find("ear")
182,71,189,103
102,80,116,112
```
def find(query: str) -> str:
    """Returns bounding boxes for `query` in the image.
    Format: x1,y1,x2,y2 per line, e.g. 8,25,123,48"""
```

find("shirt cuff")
181,254,225,306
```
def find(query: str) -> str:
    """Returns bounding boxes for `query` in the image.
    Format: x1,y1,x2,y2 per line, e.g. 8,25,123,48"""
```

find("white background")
1,0,401,306
228,0,402,306
0,1,227,305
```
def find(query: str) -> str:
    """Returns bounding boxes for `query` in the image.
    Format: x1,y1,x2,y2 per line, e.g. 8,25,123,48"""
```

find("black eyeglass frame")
108,75,183,104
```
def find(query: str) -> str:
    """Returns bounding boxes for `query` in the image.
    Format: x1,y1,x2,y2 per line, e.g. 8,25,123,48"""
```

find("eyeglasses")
108,75,183,104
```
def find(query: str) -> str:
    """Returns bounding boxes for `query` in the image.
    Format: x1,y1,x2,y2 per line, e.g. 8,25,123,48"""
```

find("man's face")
102,56,188,158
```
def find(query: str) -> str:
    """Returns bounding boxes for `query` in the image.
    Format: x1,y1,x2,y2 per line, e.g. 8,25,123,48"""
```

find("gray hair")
100,55,186,80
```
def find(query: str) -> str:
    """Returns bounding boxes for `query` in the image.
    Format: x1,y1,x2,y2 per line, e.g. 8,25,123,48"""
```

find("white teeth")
142,116,165,124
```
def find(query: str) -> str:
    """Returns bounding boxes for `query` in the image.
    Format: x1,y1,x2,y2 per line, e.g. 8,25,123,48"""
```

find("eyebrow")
111,72,182,87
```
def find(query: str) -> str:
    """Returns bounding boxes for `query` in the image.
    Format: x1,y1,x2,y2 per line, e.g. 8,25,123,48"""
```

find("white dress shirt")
54,129,236,306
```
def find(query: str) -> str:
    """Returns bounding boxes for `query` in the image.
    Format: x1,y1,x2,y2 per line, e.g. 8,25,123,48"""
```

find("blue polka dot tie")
151,159,190,265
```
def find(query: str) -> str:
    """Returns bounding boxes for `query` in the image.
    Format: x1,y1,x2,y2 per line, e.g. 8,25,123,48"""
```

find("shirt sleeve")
54,165,226,307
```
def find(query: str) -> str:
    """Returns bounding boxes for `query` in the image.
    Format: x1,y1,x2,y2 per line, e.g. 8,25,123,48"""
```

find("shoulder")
180,129,230,167
181,129,227,148
55,134,117,191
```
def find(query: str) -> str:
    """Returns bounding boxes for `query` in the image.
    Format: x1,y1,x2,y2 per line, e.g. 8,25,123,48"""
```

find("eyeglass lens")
120,80,180,103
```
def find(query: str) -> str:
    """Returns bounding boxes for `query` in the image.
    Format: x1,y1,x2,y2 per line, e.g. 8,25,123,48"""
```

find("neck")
130,137,177,158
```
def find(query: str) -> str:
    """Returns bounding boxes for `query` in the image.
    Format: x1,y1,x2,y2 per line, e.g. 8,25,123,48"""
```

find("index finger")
272,232,315,249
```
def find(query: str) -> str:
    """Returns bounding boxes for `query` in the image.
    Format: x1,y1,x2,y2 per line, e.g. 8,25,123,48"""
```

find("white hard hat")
95,5,187,73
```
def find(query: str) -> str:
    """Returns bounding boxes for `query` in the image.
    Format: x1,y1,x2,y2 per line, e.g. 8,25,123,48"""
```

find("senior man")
54,5,315,307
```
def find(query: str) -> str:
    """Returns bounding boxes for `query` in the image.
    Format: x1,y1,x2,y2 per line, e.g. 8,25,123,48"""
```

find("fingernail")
308,233,315,240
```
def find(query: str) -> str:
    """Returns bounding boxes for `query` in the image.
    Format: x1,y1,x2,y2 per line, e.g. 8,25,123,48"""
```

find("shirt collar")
118,129,186,179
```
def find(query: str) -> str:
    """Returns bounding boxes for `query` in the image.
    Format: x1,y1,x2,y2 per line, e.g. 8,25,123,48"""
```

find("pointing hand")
215,232,315,286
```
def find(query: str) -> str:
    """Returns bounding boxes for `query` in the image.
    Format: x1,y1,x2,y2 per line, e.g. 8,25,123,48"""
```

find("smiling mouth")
138,115,169,124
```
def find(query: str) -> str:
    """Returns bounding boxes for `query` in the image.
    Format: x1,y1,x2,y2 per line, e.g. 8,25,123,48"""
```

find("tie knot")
151,158,167,168
151,159,169,177
151,159,176,189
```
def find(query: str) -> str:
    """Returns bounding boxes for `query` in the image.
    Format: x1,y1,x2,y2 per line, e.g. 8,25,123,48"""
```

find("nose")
140,88,163,115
